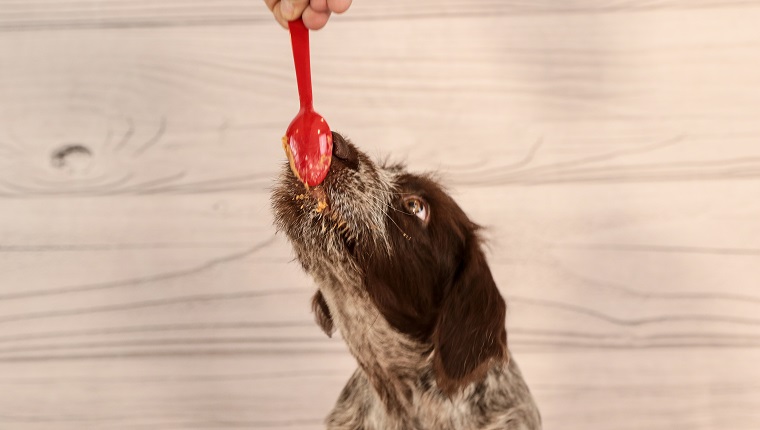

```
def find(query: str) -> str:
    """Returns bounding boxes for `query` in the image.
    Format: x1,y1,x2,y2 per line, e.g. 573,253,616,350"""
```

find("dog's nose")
332,132,360,171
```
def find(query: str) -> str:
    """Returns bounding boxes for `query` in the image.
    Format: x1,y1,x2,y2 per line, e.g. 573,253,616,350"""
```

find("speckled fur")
272,133,541,429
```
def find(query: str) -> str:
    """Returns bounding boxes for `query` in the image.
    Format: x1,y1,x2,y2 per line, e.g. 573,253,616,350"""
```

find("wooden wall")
1,1,759,428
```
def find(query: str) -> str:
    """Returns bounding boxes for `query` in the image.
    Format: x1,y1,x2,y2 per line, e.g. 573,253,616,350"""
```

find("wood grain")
1,0,759,429
0,0,758,31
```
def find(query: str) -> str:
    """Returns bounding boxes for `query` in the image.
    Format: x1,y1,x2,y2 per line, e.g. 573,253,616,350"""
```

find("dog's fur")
272,132,541,429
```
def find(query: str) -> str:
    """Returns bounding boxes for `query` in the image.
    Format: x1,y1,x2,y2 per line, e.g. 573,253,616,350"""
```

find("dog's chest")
334,367,513,430
310,263,421,367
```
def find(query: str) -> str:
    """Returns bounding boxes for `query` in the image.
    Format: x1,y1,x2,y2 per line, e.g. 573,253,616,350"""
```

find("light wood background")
1,1,760,429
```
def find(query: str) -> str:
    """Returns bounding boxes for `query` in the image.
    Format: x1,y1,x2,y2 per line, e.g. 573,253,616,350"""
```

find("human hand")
264,0,352,30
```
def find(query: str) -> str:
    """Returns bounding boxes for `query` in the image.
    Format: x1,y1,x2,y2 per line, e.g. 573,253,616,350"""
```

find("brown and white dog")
272,133,541,429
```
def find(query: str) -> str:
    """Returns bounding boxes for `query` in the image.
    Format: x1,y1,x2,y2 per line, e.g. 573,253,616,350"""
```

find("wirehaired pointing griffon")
272,132,541,429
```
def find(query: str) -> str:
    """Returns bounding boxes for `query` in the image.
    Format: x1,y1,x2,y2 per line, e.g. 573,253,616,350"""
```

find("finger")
279,0,310,21
302,7,331,30
310,0,329,13
271,2,290,29
327,0,352,14
263,0,279,11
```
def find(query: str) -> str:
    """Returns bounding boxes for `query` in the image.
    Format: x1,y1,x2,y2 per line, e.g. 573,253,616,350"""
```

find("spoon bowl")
284,19,332,187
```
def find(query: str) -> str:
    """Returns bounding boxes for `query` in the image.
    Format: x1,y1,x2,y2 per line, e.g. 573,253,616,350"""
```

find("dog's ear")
311,290,335,337
432,238,507,395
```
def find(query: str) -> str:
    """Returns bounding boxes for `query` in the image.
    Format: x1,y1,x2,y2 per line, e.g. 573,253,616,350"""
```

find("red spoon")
283,18,332,187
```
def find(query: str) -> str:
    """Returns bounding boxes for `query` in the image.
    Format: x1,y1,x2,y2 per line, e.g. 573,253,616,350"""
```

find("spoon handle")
288,18,313,110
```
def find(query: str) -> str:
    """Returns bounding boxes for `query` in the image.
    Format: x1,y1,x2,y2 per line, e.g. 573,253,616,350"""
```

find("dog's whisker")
361,192,413,235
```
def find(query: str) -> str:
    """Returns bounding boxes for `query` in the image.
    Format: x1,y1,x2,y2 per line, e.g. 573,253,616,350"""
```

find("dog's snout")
332,132,360,171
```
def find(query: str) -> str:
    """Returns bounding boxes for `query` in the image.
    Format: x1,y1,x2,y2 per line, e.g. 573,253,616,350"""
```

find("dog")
272,132,541,429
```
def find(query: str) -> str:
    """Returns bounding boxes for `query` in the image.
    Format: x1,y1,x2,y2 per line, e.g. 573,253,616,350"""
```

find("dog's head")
272,132,507,394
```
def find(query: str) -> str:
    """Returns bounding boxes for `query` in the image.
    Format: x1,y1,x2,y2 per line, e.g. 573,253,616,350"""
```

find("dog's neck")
311,262,429,415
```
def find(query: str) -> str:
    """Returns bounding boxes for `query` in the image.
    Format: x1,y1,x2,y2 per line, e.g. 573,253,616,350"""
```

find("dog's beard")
271,152,397,275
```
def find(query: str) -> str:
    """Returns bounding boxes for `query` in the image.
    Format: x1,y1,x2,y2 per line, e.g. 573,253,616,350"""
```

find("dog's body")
272,133,541,429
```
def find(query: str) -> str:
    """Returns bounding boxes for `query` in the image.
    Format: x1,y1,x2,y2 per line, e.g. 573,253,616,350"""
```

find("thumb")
280,0,310,21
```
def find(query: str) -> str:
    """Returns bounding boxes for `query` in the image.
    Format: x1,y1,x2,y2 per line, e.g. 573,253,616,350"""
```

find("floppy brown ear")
432,239,507,395
311,290,335,337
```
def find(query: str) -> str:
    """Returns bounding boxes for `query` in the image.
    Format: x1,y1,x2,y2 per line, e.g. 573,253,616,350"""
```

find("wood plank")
1,1,759,429
0,0,758,31
3,8,760,196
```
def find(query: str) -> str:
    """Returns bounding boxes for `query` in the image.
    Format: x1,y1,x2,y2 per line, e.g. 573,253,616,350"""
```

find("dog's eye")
404,197,429,222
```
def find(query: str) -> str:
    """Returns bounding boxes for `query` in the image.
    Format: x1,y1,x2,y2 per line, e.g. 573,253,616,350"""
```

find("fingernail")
280,0,294,19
